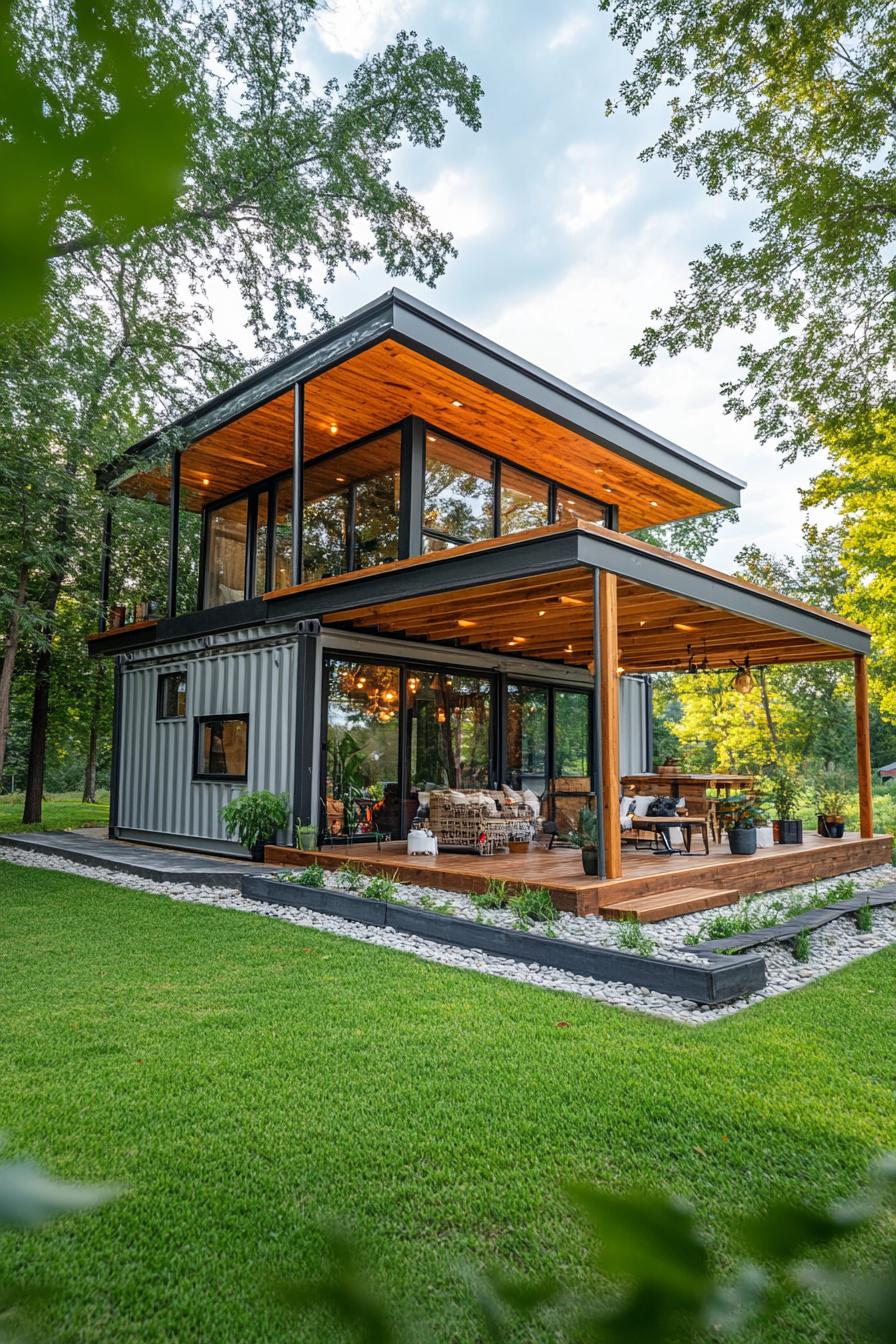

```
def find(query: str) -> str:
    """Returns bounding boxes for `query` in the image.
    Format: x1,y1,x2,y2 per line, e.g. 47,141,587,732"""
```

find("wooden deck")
266,830,893,918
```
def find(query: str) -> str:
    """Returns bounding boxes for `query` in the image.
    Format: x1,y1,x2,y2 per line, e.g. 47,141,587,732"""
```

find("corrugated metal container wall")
116,640,297,853
619,676,649,776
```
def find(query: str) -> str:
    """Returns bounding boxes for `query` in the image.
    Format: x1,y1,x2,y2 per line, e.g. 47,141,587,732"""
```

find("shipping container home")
88,290,885,916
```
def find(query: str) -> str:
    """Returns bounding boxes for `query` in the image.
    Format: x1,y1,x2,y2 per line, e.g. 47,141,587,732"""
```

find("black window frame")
156,670,188,721
192,713,250,783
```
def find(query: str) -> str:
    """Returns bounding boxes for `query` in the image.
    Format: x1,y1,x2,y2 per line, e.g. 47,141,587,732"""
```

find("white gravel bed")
2,844,896,1025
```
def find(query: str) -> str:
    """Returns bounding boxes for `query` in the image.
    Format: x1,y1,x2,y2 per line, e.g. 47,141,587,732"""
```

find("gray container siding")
116,636,299,855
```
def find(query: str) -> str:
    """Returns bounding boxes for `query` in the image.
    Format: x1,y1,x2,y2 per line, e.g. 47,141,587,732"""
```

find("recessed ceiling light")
457,618,476,628
565,645,573,653
202,477,210,486
674,622,698,632
329,423,338,435
538,609,546,617
450,399,464,408
336,475,346,483
649,500,659,508
559,594,586,606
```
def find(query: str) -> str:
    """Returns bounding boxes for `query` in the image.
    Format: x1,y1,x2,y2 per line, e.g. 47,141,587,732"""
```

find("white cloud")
547,12,593,50
313,0,417,59
419,167,499,240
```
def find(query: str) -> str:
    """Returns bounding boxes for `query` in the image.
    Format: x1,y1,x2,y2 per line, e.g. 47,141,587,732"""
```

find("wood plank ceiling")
321,565,854,672
116,338,724,528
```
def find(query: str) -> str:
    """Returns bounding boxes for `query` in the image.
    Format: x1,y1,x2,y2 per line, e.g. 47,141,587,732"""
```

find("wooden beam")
598,570,622,879
855,653,874,839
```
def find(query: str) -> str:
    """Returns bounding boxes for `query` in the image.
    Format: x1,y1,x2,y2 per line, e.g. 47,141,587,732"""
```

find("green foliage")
633,511,738,562
768,766,802,822
219,789,289,850
508,884,554,926
0,0,192,320
337,861,366,892
718,794,765,832
793,929,811,963
417,892,454,915
278,862,327,889
363,872,398,904
565,806,600,849
469,878,509,910
615,915,655,956
856,898,873,932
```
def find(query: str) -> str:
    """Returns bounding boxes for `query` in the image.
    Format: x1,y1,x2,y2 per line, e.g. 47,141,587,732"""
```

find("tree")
601,0,896,465
4,0,483,819
634,509,737,562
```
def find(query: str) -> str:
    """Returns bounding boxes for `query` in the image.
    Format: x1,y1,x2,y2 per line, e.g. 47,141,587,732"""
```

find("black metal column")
399,416,425,558
291,382,304,586
644,675,655,771
107,655,124,837
292,630,318,834
167,449,181,617
592,569,607,879
98,508,112,632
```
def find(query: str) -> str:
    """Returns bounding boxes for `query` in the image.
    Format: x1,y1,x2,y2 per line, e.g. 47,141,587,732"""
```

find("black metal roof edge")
575,531,869,654
389,289,745,497
97,288,744,504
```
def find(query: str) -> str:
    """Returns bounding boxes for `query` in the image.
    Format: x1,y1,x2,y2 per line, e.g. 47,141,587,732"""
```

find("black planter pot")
777,819,804,845
728,827,758,856
250,834,275,862
581,847,600,876
827,820,845,839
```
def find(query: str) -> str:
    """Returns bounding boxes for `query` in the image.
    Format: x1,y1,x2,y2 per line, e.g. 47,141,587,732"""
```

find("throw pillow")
502,783,524,805
522,788,541,820
630,794,656,817
448,789,468,806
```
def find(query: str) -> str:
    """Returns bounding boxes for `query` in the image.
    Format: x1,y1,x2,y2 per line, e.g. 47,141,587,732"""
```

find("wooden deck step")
600,886,740,924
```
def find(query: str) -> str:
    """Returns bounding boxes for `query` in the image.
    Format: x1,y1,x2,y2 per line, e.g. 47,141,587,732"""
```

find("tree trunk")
82,667,103,803
0,564,29,785
22,643,52,823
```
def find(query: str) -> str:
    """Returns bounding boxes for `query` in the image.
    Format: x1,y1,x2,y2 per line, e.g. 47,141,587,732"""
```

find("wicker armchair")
428,791,528,854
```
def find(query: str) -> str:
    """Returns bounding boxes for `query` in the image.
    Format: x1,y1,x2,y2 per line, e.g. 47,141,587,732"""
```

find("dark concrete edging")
241,875,766,1005
688,884,896,955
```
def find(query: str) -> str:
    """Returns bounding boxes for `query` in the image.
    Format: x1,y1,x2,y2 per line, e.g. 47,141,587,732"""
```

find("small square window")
194,715,249,781
157,672,187,720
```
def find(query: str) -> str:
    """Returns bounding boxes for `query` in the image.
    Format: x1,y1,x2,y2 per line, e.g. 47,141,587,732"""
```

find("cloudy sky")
219,0,822,568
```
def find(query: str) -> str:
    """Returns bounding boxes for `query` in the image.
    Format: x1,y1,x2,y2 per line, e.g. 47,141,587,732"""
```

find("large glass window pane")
304,432,401,581
554,490,608,529
325,660,401,836
203,498,248,607
254,491,270,596
408,670,492,791
351,437,401,570
506,683,548,794
272,477,293,590
554,690,591,777
423,433,494,548
500,466,550,535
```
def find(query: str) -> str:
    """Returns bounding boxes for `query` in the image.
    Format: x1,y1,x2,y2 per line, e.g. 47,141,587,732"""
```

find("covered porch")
263,519,883,916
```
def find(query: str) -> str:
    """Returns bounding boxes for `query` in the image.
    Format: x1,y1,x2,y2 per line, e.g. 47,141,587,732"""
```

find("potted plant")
220,789,289,860
817,786,850,839
295,821,318,851
566,806,601,875
768,766,803,844
719,794,765,855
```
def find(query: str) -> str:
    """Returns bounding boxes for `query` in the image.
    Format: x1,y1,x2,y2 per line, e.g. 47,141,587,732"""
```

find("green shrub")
509,884,554,924
337,861,366,891
793,929,811,963
856,898,873,932
615,916,655,956
470,878,510,910
418,891,454,915
220,789,289,850
299,863,327,888
364,872,398,903
827,878,857,904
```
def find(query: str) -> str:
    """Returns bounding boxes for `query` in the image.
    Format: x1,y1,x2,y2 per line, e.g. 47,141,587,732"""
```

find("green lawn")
0,790,109,833
1,862,894,1343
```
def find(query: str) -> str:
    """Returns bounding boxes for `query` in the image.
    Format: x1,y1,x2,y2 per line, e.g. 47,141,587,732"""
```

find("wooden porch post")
597,569,622,878
855,653,874,839
291,382,304,586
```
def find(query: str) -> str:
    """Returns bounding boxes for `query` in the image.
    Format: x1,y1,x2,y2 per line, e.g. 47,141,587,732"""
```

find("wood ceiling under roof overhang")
115,337,728,529
320,564,859,673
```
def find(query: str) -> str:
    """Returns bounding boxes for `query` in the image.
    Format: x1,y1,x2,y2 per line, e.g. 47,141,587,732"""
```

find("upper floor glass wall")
197,419,611,608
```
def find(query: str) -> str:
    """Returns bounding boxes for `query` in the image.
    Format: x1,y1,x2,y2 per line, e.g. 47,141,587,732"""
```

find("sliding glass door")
506,682,592,829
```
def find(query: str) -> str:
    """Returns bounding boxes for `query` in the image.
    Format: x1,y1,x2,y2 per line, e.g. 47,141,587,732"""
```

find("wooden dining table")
620,772,755,815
